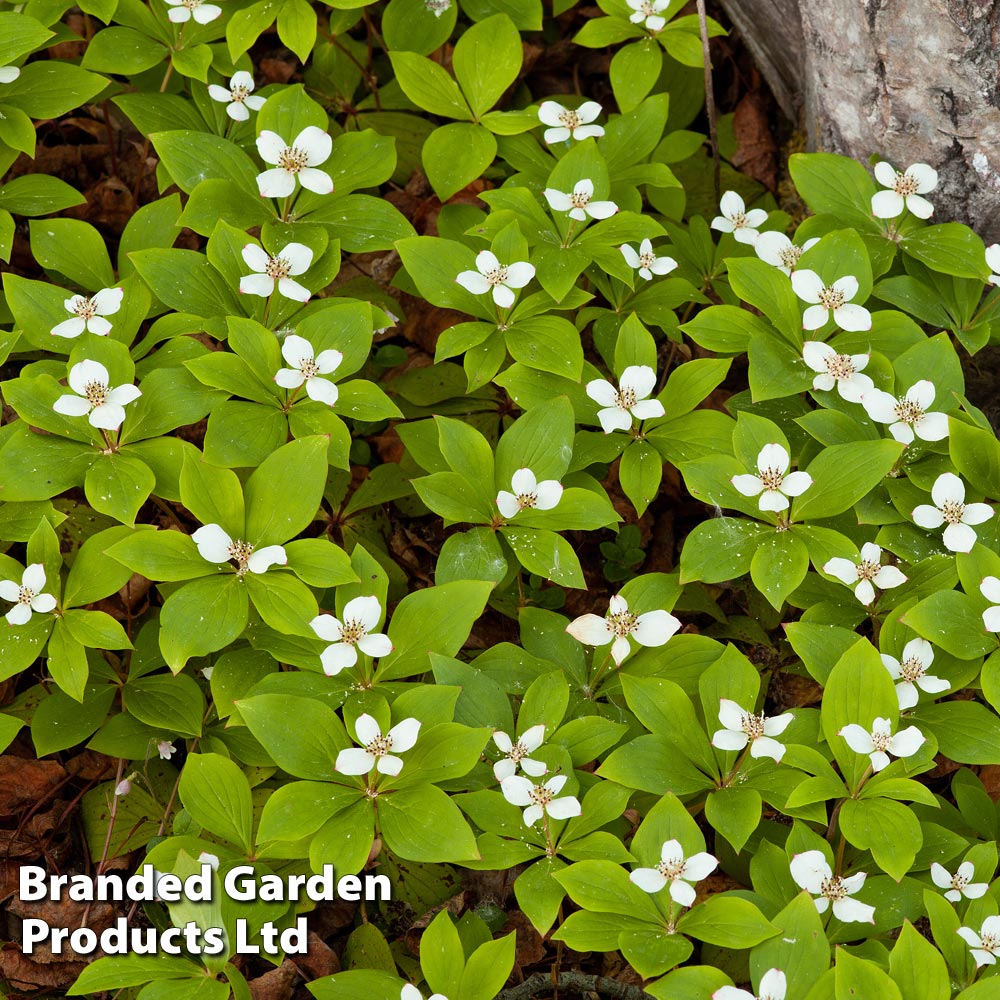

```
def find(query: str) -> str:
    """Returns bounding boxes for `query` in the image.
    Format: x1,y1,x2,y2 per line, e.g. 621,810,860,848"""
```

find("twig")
496,972,655,1000
696,0,721,206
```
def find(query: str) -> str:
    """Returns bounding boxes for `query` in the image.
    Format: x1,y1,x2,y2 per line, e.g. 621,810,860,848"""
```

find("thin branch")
696,0,721,206
496,972,656,1000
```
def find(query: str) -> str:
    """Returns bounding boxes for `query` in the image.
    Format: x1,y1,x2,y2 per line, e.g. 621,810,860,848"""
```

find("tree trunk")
718,0,1000,242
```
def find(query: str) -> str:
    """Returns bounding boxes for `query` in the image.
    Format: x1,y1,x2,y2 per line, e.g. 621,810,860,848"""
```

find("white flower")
543,179,618,222
208,71,265,121
871,161,937,220
423,0,451,14
274,334,342,406
801,341,874,402
931,861,988,903
620,239,677,281
156,741,176,760
537,100,604,144
987,244,1000,286
982,576,1000,632
496,468,562,519
586,365,665,433
493,724,547,781
500,774,581,827
711,700,794,763
256,127,333,198
861,380,948,445
755,232,818,275
163,0,221,23
713,969,786,1000
51,287,123,339
711,191,768,245
114,776,133,797
0,564,57,626
202,666,214,680
198,852,220,871
309,596,392,676
53,360,141,431
191,524,287,577
629,838,718,906
822,542,907,606
566,593,680,666
626,0,668,31
402,986,448,1000
456,250,534,309
239,242,313,302
790,851,874,922
959,916,1000,967
791,271,872,332
882,638,948,710
336,714,420,777
0,66,21,84
731,443,812,513
838,716,925,772
912,472,994,553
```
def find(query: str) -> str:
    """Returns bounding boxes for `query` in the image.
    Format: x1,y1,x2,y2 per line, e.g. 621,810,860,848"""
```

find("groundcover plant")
4,0,1000,998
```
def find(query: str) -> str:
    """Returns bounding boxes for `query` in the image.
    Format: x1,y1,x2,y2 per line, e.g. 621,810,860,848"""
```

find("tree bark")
718,0,1000,241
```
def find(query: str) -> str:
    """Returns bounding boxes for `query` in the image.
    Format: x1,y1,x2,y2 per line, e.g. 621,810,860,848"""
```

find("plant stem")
695,0,720,206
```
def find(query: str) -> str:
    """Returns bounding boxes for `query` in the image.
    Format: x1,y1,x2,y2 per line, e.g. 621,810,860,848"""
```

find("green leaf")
125,674,205,737
902,223,988,280
452,13,522,118
502,527,586,588
788,152,878,231
901,590,995,659
676,896,777,947
793,440,903,521
619,441,662,517
379,783,480,861
159,575,249,673
129,248,241,318
29,219,115,291
245,436,328,545
67,956,205,994
912,701,1000,764
889,920,950,1000
82,26,168,74
389,51,471,119
679,518,764,584
839,798,920,880
705,786,762,852
84,452,155,526
750,530,809,610
178,753,254,853
835,949,902,1000
1,62,108,120
379,581,493,680
506,316,583,380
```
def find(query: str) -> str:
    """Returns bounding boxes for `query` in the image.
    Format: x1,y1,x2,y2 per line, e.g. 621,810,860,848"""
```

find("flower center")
778,245,803,269
570,190,591,209
558,110,581,130
615,387,638,410
817,286,846,310
230,84,250,102
900,656,925,683
507,742,529,762
820,876,847,901
951,872,969,891
265,255,292,280
181,0,203,9
485,265,509,286
982,933,999,952
528,785,553,808
871,730,892,752
758,465,785,492
365,734,392,757
16,586,34,606
72,296,97,319
824,353,856,379
856,559,880,581
297,356,319,379
729,211,748,228
278,146,309,173
741,713,766,740
83,380,108,407
607,609,639,638
340,618,368,644
227,539,255,575
639,1,655,14
656,857,686,880
515,491,538,511
425,0,451,10
893,172,919,196
894,398,923,424
638,251,656,269
941,499,965,524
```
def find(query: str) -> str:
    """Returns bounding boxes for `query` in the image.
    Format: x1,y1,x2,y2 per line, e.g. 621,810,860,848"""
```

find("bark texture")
718,0,1000,241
